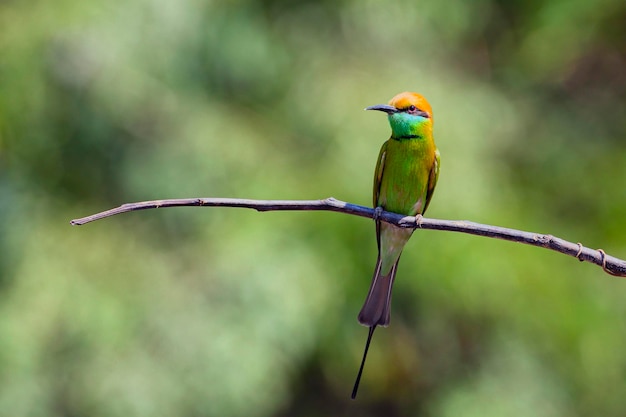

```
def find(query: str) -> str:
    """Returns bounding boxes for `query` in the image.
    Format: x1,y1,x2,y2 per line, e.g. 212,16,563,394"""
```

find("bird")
351,92,440,399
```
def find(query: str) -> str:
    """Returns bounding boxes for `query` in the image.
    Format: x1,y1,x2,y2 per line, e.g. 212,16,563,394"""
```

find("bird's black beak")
365,104,398,114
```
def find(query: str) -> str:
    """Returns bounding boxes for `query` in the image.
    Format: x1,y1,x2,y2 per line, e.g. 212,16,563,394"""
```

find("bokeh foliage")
1,0,626,415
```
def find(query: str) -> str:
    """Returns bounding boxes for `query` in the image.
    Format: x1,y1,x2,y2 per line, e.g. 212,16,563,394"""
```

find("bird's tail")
357,255,400,327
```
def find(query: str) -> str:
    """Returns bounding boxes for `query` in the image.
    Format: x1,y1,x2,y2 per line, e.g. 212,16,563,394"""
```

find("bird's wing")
373,140,388,208
422,148,440,214
373,140,388,249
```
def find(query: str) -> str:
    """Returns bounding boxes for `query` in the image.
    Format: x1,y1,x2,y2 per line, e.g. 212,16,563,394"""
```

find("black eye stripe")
399,106,430,118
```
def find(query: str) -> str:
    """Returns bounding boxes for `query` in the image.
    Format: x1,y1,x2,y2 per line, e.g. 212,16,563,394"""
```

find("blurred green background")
2,0,626,415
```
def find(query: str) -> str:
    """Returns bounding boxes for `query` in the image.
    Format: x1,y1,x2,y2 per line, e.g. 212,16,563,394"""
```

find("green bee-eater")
352,92,440,399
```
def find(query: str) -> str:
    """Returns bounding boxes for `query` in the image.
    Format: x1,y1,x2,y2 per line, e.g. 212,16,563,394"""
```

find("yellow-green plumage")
359,92,440,327
352,92,439,399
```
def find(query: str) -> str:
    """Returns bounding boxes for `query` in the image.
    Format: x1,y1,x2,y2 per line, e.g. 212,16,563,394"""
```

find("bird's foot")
373,206,384,222
415,214,424,228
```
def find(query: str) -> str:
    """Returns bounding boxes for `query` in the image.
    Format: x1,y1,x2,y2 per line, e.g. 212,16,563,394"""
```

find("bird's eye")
408,105,416,112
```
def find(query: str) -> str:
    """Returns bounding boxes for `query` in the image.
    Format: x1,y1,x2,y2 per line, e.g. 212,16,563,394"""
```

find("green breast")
377,137,435,216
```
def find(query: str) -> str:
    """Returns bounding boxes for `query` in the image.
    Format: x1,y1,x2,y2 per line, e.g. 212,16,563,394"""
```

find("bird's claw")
373,206,384,221
415,214,424,228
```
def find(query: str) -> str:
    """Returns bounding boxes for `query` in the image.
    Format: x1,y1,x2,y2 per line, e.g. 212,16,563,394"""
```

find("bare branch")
70,197,626,277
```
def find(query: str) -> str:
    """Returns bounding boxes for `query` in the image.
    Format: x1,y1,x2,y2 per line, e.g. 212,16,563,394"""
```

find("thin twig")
70,197,626,277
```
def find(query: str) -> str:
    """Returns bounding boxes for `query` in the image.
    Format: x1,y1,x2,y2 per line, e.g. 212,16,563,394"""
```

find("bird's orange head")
366,92,433,139
388,92,433,122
